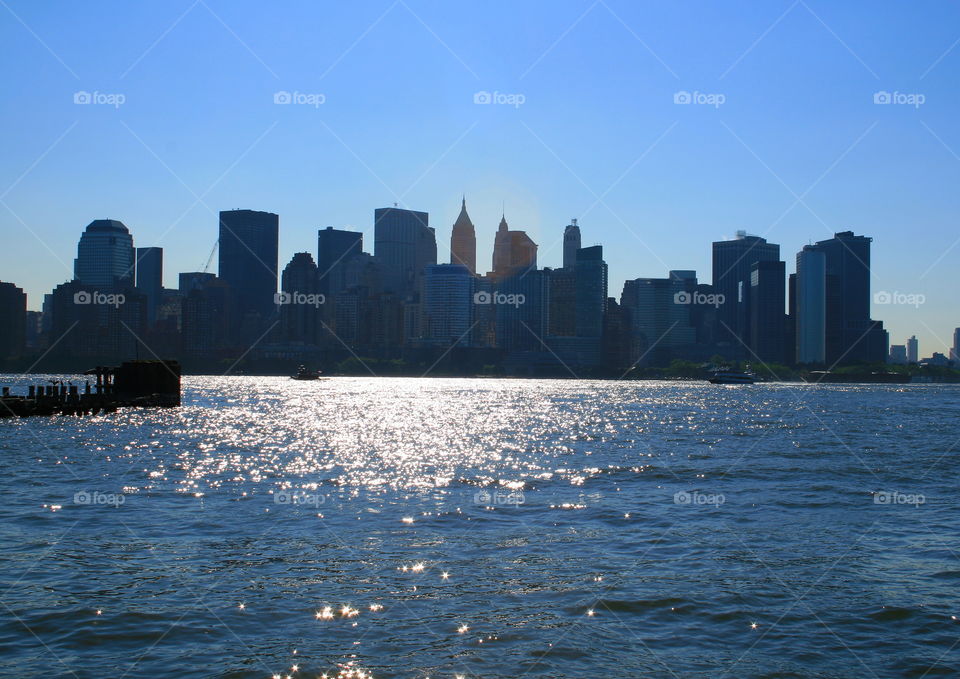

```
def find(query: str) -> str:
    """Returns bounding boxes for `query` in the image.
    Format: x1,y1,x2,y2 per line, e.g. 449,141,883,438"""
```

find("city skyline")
1,1,959,354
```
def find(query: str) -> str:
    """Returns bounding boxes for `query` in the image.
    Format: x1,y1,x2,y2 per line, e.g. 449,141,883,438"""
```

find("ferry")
708,369,756,385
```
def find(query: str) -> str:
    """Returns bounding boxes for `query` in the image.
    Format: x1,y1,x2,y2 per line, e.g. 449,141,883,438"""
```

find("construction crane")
201,239,218,274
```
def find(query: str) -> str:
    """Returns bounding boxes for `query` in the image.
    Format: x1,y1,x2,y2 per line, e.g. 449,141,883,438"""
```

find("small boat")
291,365,322,381
708,369,756,385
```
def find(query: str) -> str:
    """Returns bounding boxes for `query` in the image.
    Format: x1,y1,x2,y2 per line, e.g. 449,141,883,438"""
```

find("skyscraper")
450,197,476,275
749,260,786,364
620,274,696,367
74,219,135,287
218,209,279,323
317,226,362,296
279,252,320,344
421,263,474,345
574,246,608,339
712,232,780,352
796,246,826,364
135,247,163,325
563,219,581,270
491,214,537,279
815,231,886,364
907,335,918,363
952,328,959,363
0,281,26,359
373,207,435,297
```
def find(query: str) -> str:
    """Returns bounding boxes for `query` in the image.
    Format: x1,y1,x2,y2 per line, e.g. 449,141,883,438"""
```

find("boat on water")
291,365,322,381
708,369,756,385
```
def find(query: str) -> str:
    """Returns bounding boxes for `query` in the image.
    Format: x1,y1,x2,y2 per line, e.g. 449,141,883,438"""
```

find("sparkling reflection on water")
1,376,959,678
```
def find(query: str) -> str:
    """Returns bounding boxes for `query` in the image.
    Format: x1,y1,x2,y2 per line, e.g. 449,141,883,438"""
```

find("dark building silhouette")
712,232,780,354
218,209,279,325
495,269,549,353
135,247,163,325
574,246,608,340
317,226,362,296
450,198,477,275
373,207,435,297
48,280,146,361
180,275,232,359
795,246,826,364
74,219,135,286
620,273,697,367
179,272,216,293
0,281,27,359
563,219,581,270
421,263,474,346
279,252,321,344
547,268,576,337
749,260,786,364
814,231,887,364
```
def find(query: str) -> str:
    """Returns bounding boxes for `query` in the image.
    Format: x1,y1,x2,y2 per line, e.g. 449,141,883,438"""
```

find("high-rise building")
796,246,826,364
563,219,581,270
574,246,608,340
495,269,549,353
74,219,135,287
450,198,477,275
907,335,918,363
373,207,435,297
712,232,780,352
547,268,576,337
749,259,786,364
815,231,886,364
952,328,960,363
135,247,163,325
889,345,907,364
317,226,362,296
620,274,697,367
279,252,320,344
421,263,474,345
0,281,27,360
491,215,537,279
218,209,279,323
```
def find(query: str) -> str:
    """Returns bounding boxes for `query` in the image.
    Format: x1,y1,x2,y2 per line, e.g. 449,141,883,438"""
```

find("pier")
0,360,180,418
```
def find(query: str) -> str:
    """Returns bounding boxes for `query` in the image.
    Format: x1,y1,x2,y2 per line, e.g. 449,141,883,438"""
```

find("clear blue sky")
1,0,958,354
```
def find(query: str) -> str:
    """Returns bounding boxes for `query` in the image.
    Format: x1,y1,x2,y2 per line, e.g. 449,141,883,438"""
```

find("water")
1,376,959,678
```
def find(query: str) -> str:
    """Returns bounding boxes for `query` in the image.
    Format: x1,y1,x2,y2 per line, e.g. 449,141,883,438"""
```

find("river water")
1,376,959,678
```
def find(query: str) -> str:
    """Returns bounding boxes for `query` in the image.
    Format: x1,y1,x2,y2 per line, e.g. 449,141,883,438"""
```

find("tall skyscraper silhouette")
317,226,362,296
280,252,320,343
749,259,786,364
712,232,780,353
563,219,581,270
218,209,279,324
796,245,826,364
0,281,26,359
952,328,960,363
450,197,476,275
374,207,435,297
135,247,163,324
907,335,918,363
815,231,886,364
74,219,135,287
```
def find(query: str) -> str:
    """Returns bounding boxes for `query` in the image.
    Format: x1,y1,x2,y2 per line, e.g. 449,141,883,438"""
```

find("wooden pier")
0,360,181,418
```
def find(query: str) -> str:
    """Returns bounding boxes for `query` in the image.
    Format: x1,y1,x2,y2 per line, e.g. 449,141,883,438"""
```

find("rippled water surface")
2,376,960,678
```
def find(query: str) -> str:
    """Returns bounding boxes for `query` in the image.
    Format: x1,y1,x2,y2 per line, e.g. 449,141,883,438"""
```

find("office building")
74,219,135,287
218,209,279,323
907,335,918,363
374,207,435,297
749,259,786,364
449,198,477,275
563,219,581,269
279,252,320,344
796,246,826,364
317,226,362,296
135,247,163,325
889,345,907,364
491,215,537,280
421,263,474,346
712,232,780,351
0,281,27,359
